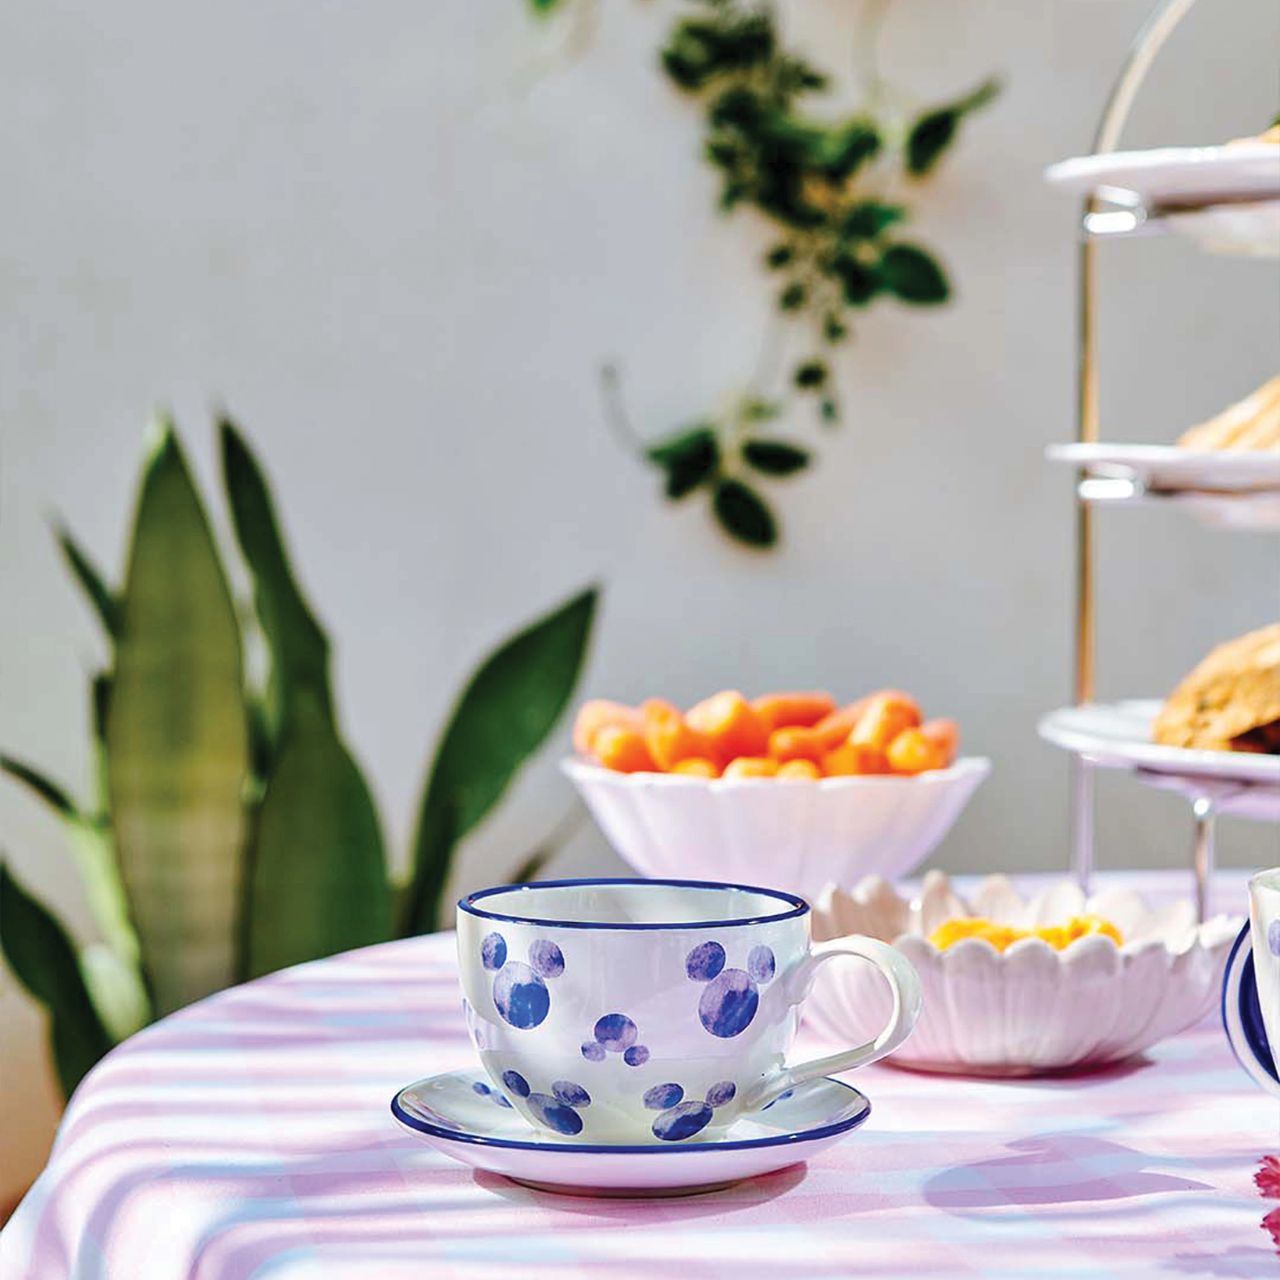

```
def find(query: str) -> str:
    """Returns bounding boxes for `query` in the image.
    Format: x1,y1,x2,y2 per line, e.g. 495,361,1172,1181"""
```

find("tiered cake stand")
1038,0,1280,920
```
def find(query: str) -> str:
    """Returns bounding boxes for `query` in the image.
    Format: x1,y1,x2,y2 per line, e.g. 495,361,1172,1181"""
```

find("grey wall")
2,0,1277,1193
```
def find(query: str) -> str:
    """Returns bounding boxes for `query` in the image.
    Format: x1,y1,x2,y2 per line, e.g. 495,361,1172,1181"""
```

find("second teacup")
455,877,921,1144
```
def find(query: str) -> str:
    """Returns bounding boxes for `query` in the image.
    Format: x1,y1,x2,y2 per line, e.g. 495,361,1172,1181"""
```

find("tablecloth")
2,871,1276,1279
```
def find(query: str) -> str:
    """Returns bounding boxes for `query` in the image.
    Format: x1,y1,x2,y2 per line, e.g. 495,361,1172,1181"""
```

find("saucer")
1223,923,1279,1096
390,1070,871,1197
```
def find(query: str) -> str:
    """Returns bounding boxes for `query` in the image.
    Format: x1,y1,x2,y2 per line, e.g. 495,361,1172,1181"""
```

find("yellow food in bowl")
928,914,1123,952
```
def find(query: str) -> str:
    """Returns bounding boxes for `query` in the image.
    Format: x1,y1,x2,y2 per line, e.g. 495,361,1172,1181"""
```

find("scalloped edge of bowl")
805,870,1242,1075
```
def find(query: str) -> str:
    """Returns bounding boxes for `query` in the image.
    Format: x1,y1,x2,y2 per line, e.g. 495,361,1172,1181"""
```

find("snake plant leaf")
0,755,143,980
78,941,150,1043
244,689,391,978
55,524,121,639
106,422,249,1016
0,861,116,1099
218,420,333,736
403,585,599,934
0,754,77,819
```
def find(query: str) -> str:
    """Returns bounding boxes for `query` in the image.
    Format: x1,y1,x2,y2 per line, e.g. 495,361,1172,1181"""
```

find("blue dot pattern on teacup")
581,1012,651,1066
686,941,775,1038
471,1079,513,1108
648,1079,737,1142
498,1069,591,1133
481,932,565,1030
1269,920,1280,957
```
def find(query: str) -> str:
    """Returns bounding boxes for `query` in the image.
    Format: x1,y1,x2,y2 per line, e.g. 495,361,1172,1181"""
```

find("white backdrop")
2,0,1278,1196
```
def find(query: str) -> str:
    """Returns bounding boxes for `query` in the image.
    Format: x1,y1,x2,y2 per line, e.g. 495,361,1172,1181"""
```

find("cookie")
1178,375,1280,452
1153,623,1280,752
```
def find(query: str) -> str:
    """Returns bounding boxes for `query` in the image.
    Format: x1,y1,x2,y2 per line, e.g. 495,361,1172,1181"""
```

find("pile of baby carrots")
573,690,958,779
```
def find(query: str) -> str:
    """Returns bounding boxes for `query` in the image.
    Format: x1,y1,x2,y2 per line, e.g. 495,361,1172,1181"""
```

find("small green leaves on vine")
793,361,828,391
743,440,810,476
713,479,776,548
906,78,1001,176
646,426,719,499
659,1,999,426
880,245,950,305
536,1,1000,552
639,395,808,550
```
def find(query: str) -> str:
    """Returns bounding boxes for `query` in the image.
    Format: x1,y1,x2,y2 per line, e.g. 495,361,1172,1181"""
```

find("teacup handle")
747,936,922,1109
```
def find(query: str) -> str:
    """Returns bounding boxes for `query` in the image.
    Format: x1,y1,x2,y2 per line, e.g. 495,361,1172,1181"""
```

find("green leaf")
0,756,143,980
0,755,77,819
906,77,1000,176
743,440,811,476
528,0,563,13
78,941,150,1043
881,244,951,304
646,424,711,468
712,479,777,548
765,244,794,269
817,121,881,180
822,314,848,343
779,281,807,311
820,398,840,425
832,255,882,306
220,420,332,737
106,421,249,1016
841,201,906,240
0,860,115,1099
244,689,391,978
403,586,599,934
792,361,828,391
648,426,719,500
55,526,120,639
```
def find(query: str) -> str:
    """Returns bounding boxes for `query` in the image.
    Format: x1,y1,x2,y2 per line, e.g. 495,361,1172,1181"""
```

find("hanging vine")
527,0,1000,547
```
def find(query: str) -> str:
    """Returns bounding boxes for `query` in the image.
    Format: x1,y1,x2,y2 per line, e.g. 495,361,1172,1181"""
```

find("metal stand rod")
1070,0,1202,887
1071,757,1096,895
1191,795,1216,923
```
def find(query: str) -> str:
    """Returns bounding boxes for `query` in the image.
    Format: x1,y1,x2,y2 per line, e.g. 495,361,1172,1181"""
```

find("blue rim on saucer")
1222,922,1278,1089
391,1072,871,1155
457,877,809,932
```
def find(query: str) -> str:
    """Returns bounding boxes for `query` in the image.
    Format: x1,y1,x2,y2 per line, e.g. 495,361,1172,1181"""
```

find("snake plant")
0,415,598,1097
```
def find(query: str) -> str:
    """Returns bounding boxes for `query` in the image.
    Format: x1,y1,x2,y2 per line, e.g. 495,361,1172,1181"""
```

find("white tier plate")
1047,442,1280,493
1046,144,1280,206
1038,700,1280,787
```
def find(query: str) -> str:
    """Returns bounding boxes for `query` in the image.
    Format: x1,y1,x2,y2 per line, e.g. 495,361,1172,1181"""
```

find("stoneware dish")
390,1069,871,1197
561,757,990,904
806,871,1240,1076
1222,867,1280,1097
454,877,921,1144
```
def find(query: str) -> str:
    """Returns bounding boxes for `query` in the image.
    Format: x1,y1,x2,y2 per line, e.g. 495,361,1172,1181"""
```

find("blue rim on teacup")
458,876,809,930
1222,922,1279,1089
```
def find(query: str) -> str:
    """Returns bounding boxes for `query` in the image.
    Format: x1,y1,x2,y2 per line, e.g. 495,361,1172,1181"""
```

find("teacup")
456,877,922,1144
1223,867,1280,1097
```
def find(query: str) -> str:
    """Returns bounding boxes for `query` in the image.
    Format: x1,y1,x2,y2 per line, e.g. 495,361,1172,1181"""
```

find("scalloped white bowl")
562,757,990,903
806,871,1241,1076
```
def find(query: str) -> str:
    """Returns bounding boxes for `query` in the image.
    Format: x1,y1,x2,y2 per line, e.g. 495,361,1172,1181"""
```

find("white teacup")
456,877,921,1144
1223,867,1280,1097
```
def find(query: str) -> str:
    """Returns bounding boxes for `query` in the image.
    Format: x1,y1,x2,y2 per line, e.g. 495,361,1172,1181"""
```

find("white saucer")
390,1069,871,1197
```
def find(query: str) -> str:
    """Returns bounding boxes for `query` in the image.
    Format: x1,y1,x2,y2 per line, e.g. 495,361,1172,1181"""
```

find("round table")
1,872,1272,1278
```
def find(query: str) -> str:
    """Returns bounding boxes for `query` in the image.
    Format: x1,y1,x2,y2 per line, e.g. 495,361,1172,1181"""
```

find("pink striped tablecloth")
2,871,1275,1279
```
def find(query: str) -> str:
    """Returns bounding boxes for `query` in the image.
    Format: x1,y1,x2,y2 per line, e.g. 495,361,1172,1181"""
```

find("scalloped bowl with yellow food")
804,871,1240,1076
